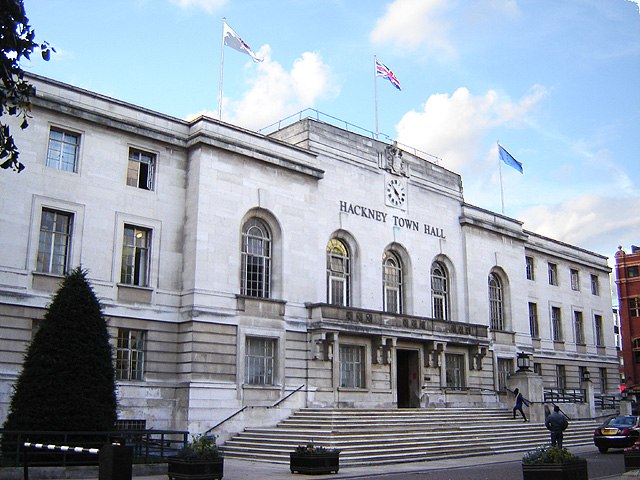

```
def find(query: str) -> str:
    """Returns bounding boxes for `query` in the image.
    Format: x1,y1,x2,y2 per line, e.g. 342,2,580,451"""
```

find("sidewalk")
67,445,632,480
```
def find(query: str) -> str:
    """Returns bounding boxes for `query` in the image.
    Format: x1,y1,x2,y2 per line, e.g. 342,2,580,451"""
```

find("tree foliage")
0,0,53,172
2,267,117,436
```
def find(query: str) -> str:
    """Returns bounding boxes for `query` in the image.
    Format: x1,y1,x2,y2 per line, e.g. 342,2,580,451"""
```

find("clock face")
386,179,406,207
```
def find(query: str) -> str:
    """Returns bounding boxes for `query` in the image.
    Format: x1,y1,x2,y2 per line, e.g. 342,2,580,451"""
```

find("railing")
543,388,586,403
594,393,621,410
0,429,187,467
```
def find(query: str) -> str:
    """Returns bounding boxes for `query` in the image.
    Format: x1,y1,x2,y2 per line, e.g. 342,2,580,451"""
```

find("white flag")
223,21,263,62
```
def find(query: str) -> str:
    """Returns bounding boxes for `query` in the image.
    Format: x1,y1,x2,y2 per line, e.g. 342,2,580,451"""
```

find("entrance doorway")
396,349,420,408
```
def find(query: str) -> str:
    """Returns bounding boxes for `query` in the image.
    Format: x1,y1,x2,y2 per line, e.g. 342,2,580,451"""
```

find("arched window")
431,261,449,321
488,273,504,330
326,239,350,306
241,218,271,298
383,251,403,314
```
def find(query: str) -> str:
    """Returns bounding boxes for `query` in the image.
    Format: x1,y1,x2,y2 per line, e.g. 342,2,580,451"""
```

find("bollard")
98,443,133,480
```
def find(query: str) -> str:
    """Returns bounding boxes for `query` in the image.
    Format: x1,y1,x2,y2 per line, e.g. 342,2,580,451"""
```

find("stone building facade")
0,74,618,435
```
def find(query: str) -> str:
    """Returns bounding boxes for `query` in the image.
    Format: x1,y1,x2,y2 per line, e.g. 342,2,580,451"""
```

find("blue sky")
22,0,640,262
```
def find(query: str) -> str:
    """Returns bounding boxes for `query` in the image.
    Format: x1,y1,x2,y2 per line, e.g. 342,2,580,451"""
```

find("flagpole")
218,17,226,120
373,55,379,139
498,142,505,214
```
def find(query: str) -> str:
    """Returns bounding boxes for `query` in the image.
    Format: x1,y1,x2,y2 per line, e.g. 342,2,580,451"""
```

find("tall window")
340,344,364,388
488,273,504,331
599,367,607,393
569,268,579,291
548,262,558,286
528,302,539,338
37,209,73,275
525,256,534,280
116,328,145,380
552,306,562,341
445,354,465,389
127,148,155,190
591,274,600,295
497,358,512,392
574,311,584,344
556,364,566,389
121,225,151,286
431,262,449,321
245,337,276,385
46,128,80,172
382,251,402,314
594,314,604,346
326,239,350,306
634,338,640,364
241,218,271,298
630,298,640,318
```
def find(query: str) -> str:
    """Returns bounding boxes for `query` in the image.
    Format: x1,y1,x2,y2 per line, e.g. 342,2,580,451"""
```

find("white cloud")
169,0,226,13
370,0,455,56
627,0,640,14
186,47,338,131
394,85,548,172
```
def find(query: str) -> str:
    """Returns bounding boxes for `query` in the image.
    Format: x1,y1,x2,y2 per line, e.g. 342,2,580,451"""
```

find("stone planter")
167,457,224,480
521,459,588,480
290,451,340,475
624,450,640,471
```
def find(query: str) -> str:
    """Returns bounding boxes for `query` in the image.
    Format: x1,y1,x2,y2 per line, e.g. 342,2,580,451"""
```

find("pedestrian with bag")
545,404,569,448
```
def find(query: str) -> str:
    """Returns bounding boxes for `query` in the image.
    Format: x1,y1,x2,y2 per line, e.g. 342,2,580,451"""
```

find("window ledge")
242,384,281,390
117,284,153,304
337,387,367,392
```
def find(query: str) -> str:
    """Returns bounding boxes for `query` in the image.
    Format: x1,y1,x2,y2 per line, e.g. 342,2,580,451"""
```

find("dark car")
594,415,640,453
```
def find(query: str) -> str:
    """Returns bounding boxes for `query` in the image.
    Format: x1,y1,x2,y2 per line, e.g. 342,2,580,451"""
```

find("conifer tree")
2,267,117,437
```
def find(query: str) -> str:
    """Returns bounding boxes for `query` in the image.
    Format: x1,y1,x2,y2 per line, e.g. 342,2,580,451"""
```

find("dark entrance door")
396,349,420,408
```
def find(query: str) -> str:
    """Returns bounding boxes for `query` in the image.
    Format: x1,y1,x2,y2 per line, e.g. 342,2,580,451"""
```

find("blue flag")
498,144,523,173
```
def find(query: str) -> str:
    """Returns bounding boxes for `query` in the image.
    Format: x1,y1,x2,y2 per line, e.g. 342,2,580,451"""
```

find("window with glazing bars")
570,268,580,291
241,218,271,298
382,251,402,314
574,311,584,344
488,273,504,330
127,148,155,190
525,256,534,280
245,337,275,385
121,225,150,286
340,344,364,388
594,314,604,346
552,306,562,341
548,262,558,286
431,262,449,321
528,302,539,338
326,239,350,306
46,128,80,172
591,274,599,295
445,353,465,389
37,209,72,275
631,298,640,317
116,328,145,380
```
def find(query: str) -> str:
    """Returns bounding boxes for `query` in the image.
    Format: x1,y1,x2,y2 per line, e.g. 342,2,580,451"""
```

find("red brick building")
615,245,640,395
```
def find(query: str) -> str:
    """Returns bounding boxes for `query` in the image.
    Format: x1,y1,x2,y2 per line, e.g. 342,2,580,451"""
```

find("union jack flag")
375,59,401,91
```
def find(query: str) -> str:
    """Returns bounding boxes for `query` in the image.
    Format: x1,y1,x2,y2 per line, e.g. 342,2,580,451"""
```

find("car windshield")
607,416,638,427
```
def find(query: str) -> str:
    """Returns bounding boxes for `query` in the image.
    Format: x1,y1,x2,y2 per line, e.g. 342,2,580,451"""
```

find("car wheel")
598,446,608,453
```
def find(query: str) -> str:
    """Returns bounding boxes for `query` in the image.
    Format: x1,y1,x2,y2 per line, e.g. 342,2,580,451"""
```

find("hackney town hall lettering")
339,200,445,239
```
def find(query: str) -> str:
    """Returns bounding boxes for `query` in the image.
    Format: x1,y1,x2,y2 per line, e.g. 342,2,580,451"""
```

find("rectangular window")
594,314,604,347
245,337,276,385
599,367,607,393
528,302,539,338
46,128,80,172
496,358,511,392
628,266,640,278
556,364,566,389
533,363,542,376
631,298,640,318
525,256,534,281
116,328,145,381
120,225,151,286
552,306,562,341
127,148,155,190
340,345,364,388
570,268,580,291
445,353,465,389
36,209,73,275
548,262,558,286
574,311,584,344
591,274,599,296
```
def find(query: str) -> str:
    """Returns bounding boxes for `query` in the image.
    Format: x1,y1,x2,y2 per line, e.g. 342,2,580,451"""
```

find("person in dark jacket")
512,388,528,422
545,405,569,448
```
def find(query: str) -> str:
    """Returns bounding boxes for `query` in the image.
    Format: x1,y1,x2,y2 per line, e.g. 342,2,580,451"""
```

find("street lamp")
582,369,591,382
516,352,531,372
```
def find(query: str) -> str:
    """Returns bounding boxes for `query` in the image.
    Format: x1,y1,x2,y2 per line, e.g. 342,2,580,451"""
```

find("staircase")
221,407,598,466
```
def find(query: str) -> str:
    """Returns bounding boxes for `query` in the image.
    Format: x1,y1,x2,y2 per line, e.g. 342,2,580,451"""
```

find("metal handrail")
270,384,305,408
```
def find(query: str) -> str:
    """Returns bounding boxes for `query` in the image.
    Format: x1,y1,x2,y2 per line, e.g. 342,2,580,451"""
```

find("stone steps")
221,407,598,466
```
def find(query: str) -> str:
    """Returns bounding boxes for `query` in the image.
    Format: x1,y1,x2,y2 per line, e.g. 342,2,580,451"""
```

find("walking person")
512,388,529,422
545,404,569,448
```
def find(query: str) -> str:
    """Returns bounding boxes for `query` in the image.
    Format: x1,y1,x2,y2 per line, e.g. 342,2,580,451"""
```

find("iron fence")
543,388,586,403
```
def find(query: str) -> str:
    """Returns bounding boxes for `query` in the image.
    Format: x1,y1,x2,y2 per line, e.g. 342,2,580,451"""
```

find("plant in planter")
624,441,640,471
290,442,340,475
521,445,588,480
167,434,224,480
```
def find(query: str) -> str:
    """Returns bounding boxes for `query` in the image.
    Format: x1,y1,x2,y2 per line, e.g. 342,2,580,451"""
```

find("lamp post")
582,369,591,382
516,352,531,372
